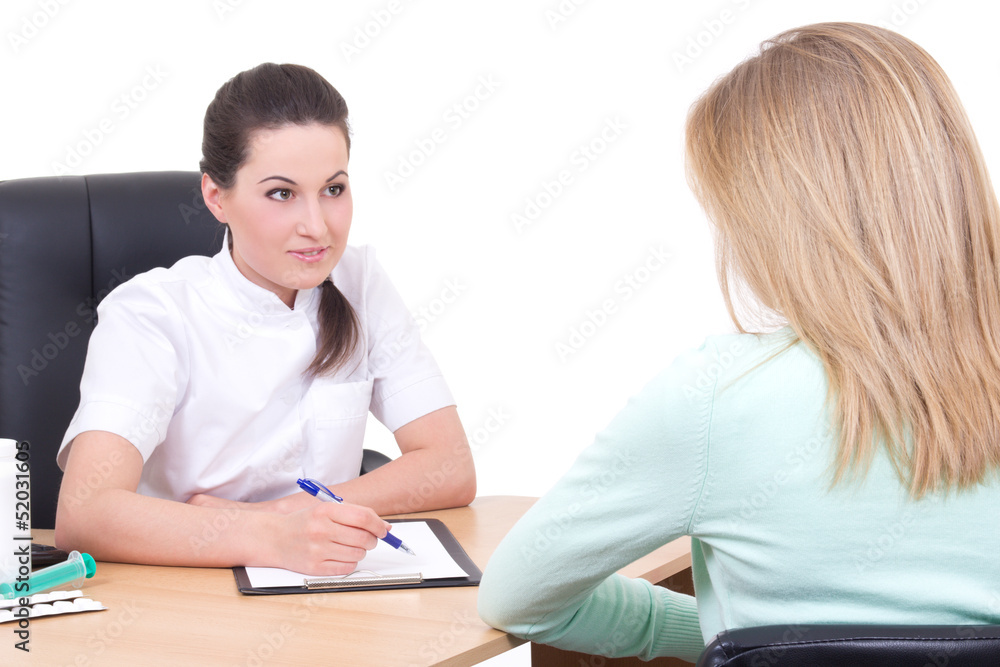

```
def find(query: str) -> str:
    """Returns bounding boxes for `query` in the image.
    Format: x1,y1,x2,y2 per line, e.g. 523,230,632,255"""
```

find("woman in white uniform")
54,63,476,575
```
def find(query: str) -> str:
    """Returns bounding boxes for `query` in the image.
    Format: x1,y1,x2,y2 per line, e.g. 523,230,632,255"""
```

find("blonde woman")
478,23,1000,661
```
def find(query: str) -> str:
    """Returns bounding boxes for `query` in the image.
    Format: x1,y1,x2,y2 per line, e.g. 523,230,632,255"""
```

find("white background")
3,1,998,664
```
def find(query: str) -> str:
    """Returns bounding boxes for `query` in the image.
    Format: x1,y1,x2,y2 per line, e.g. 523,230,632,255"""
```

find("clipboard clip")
304,570,424,590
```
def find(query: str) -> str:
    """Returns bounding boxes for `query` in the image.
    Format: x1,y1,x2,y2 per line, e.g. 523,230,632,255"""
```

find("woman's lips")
288,247,328,263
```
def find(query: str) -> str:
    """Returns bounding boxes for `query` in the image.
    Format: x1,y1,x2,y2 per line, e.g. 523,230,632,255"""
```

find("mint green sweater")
478,330,1000,661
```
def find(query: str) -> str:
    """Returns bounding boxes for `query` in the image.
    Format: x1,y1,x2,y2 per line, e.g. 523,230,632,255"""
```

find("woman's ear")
201,173,228,223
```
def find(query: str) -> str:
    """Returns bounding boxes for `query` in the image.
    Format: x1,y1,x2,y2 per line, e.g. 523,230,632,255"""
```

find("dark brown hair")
201,63,359,378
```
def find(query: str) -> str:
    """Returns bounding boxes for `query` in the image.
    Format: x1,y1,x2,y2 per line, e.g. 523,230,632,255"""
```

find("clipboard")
232,519,482,595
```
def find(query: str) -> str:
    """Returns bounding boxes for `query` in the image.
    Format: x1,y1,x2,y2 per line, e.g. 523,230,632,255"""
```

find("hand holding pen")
297,478,417,556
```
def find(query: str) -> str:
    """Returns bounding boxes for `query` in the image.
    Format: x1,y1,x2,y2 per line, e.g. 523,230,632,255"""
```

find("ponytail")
305,279,360,378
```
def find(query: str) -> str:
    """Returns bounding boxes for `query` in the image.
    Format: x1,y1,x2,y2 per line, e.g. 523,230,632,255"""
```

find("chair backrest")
0,171,220,528
697,623,1000,666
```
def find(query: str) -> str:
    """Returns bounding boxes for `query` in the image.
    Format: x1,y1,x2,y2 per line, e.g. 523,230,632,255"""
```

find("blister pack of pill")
0,590,106,622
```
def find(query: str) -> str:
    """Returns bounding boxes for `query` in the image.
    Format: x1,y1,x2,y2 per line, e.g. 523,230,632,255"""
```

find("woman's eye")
327,184,344,197
268,189,292,201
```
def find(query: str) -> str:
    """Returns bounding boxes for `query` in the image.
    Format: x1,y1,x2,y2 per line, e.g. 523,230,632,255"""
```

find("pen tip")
403,546,417,557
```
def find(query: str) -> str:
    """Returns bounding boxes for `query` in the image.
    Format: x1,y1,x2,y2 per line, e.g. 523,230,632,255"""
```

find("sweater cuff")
651,587,705,662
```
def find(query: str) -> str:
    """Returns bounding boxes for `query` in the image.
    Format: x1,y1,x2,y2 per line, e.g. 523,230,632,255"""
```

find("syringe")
1,550,96,599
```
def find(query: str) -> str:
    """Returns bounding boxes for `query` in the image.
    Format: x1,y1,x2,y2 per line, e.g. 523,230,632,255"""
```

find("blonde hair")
685,22,1000,496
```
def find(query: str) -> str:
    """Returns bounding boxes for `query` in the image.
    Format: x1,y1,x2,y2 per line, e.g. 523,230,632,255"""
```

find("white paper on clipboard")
244,521,470,588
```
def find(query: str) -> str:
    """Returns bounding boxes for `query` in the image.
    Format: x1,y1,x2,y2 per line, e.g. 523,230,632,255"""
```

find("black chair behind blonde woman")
0,171,390,529
697,623,1000,666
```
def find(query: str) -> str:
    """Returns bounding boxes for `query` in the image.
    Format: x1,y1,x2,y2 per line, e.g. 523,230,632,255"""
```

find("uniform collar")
210,235,319,316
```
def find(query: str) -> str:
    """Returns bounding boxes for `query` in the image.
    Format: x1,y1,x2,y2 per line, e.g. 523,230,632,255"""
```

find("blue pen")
296,478,417,556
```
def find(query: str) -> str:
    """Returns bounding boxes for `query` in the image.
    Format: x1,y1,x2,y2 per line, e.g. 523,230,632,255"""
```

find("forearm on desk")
57,485,282,568
479,366,712,661
328,442,476,515
478,493,704,662
58,483,391,575
329,405,476,515
55,434,281,567
484,568,702,661
55,431,386,573
56,433,213,564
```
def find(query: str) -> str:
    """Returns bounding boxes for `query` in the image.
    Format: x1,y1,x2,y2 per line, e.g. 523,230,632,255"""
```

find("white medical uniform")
57,243,454,503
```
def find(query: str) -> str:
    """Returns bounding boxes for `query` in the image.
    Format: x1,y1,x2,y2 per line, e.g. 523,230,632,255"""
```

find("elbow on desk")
477,594,528,639
435,455,477,509
477,567,545,639
452,469,477,508
475,512,558,639
52,520,71,553
53,489,116,558
52,504,86,555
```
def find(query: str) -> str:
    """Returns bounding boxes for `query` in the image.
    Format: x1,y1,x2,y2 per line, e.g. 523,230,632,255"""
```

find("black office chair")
697,623,1000,666
0,171,389,529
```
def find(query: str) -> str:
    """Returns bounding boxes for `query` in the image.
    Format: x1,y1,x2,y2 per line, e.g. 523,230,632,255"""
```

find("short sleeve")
342,248,454,432
57,277,187,469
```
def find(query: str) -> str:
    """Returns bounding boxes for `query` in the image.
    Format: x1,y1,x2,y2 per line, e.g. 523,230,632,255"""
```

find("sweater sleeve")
478,344,717,661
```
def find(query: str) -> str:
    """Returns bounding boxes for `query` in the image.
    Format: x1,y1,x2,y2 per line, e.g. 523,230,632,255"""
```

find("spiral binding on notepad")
304,570,423,589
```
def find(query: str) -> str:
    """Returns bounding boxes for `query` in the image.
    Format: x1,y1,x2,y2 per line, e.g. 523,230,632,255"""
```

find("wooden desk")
11,496,692,666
